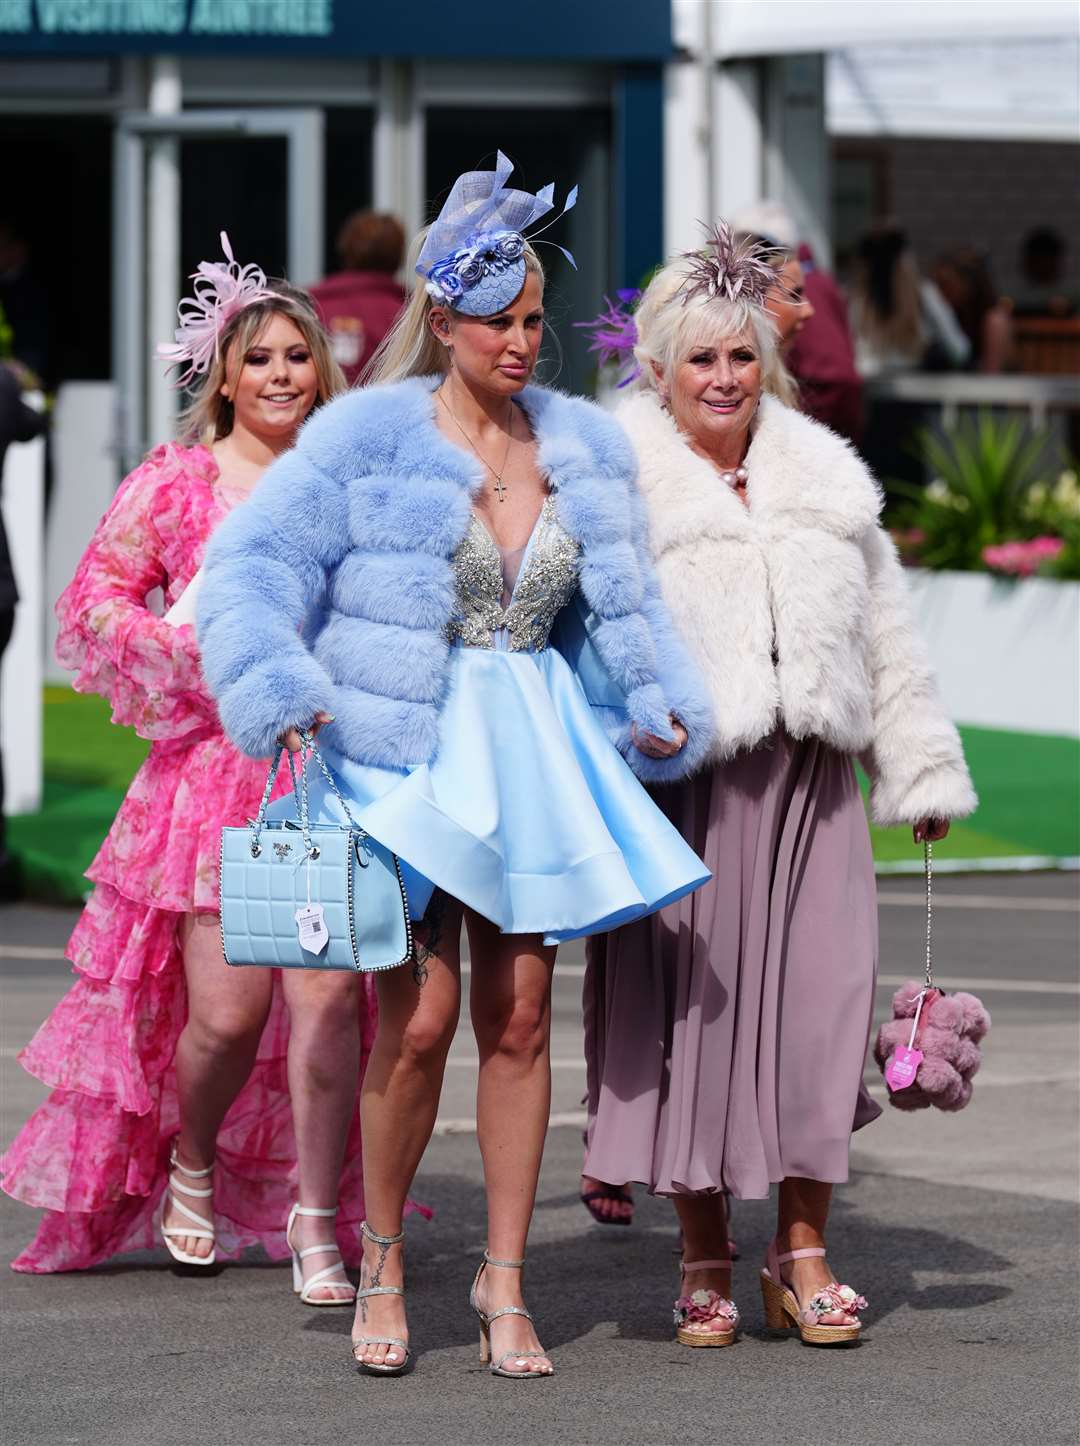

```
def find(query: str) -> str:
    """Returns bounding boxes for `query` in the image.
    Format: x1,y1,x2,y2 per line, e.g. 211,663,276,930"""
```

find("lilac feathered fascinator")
675,221,788,307
416,150,578,317
156,232,275,387
576,221,791,385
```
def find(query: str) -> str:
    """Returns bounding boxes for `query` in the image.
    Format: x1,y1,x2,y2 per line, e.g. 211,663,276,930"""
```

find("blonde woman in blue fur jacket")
197,156,712,1381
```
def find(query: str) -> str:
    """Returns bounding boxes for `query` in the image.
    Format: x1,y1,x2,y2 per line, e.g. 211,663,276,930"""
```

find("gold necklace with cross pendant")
437,389,515,502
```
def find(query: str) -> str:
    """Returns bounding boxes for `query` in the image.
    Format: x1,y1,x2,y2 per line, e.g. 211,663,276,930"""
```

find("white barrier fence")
1,393,45,815
906,569,1080,739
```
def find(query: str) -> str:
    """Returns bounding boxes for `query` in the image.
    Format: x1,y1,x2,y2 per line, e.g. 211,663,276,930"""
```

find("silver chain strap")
924,839,934,990
247,732,365,861
248,748,284,858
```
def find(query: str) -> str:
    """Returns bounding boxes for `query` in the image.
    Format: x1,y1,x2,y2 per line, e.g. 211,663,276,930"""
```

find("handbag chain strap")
248,746,285,858
923,839,934,991
247,732,363,860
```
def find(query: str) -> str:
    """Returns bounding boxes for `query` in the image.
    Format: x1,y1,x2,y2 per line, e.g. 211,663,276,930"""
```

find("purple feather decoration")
574,288,641,387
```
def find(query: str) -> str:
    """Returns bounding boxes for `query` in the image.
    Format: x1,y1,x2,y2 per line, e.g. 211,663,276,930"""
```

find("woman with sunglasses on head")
1,241,418,1300
197,155,714,1379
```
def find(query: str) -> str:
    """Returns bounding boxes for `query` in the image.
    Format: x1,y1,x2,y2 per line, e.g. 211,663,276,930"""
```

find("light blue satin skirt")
268,644,709,945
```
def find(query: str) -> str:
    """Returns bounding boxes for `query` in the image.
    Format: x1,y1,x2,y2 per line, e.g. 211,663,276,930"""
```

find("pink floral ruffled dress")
0,443,420,1273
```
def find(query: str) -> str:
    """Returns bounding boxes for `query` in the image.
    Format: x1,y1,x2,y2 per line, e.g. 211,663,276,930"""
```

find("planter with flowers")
888,415,1079,740
889,414,1080,581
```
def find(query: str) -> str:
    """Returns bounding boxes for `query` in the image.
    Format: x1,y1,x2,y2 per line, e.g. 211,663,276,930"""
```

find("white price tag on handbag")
295,903,329,955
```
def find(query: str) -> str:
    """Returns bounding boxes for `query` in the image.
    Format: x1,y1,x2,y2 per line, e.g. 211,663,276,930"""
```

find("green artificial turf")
8,690,1080,903
8,687,148,902
867,725,1080,868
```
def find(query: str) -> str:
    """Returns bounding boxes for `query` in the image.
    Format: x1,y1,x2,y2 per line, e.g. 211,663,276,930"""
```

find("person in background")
1012,227,1074,318
733,202,863,444
931,248,1013,374
850,222,970,377
0,364,47,898
309,211,407,386
788,242,864,441
0,220,50,390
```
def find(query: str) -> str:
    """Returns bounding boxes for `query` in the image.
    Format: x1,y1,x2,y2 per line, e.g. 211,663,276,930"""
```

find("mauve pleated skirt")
583,731,882,1200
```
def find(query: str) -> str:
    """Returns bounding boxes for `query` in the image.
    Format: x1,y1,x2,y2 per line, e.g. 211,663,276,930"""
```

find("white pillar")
663,1,712,255
666,6,833,261
714,60,765,220
146,56,181,448
374,60,424,257
764,53,830,264
288,111,325,289
2,394,45,816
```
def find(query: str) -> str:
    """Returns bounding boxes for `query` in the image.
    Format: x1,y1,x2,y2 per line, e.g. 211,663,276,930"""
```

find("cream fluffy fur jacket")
618,390,977,827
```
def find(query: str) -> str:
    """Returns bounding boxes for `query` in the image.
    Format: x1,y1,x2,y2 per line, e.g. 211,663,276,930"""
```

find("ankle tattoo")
370,1239,391,1291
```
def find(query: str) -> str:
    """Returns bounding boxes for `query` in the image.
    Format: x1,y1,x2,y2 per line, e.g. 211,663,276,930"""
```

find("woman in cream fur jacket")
582,229,976,1351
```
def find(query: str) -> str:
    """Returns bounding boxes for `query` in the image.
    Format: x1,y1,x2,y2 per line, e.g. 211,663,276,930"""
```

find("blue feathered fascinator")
416,151,577,317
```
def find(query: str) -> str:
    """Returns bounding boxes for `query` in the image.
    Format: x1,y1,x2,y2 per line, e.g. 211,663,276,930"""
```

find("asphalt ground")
1,872,1078,1446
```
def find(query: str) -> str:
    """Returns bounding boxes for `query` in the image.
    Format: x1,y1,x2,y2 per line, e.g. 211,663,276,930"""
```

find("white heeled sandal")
286,1204,357,1308
160,1142,216,1267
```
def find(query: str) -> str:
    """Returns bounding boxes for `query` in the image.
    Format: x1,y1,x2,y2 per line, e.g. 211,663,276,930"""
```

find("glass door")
113,107,323,470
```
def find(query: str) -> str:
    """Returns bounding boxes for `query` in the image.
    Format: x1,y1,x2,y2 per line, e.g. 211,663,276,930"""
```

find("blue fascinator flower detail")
416,151,577,317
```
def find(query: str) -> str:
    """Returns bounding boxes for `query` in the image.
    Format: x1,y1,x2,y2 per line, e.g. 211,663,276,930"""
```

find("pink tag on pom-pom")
885,1045,924,1092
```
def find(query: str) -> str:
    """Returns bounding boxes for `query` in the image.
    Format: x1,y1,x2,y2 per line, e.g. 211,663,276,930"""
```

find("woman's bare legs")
468,911,556,1375
168,912,273,1257
673,1193,732,1301
169,915,364,1282
281,969,364,1301
353,893,464,1367
775,1178,856,1322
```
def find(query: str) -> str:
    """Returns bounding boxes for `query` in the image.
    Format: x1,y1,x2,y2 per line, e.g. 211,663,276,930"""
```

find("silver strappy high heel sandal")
469,1253,553,1379
159,1141,216,1267
351,1221,411,1375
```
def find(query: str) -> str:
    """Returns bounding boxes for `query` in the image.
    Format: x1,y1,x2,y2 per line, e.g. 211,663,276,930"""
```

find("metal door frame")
113,107,324,470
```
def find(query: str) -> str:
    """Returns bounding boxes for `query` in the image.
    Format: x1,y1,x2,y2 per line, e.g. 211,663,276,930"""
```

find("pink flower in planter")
981,536,1064,577
890,528,926,565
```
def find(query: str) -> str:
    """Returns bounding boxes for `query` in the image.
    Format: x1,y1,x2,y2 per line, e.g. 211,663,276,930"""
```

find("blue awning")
1,0,673,61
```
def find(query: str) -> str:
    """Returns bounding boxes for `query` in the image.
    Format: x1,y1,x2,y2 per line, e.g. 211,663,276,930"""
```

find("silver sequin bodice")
448,497,581,652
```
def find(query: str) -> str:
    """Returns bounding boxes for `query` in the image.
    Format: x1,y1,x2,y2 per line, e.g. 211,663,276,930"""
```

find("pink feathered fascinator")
156,231,274,387
874,843,991,1111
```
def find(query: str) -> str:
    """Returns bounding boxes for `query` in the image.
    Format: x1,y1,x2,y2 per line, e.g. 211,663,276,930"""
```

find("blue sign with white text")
0,0,672,60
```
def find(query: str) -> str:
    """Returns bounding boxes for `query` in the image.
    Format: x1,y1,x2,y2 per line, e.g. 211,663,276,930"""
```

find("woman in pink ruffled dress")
1,241,415,1294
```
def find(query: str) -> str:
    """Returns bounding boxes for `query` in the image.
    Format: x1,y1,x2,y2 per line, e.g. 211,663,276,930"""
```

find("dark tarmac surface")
2,874,1077,1445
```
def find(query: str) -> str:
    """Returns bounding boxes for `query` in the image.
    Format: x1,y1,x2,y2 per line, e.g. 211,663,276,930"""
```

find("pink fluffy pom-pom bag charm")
874,842,991,1112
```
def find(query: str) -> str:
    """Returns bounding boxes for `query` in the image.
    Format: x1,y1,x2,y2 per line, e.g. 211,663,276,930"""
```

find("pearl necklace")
719,464,749,490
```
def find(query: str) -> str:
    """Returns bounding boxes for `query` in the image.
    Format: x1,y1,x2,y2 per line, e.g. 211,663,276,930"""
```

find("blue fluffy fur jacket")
196,376,714,783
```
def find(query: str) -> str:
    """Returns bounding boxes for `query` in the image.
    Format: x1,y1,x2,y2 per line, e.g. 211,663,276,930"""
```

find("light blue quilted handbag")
220,737,413,972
